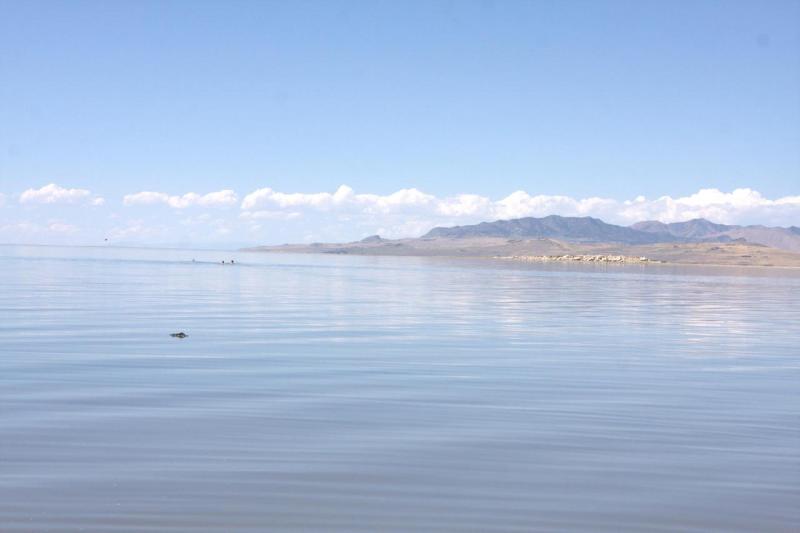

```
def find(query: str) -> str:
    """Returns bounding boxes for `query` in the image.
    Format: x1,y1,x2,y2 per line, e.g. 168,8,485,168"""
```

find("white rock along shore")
495,254,661,263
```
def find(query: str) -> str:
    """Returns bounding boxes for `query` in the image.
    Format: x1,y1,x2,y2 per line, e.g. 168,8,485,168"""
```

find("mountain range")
423,216,800,252
631,219,800,252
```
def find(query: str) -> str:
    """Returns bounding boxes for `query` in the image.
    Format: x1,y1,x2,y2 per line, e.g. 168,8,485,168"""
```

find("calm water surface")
1,245,798,532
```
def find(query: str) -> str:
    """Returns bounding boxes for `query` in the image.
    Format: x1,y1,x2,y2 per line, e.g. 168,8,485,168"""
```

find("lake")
1,245,798,532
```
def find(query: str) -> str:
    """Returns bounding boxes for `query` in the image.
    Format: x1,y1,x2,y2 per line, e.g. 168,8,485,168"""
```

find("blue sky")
1,0,798,245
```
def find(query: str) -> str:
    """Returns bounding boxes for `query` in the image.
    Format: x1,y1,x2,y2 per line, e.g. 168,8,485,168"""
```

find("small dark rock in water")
170,332,188,338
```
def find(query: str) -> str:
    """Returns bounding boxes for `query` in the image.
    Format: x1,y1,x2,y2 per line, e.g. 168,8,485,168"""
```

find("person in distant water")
231,259,235,264
221,260,225,264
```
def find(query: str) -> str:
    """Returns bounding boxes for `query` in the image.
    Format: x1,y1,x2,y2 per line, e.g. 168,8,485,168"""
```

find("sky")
1,0,798,246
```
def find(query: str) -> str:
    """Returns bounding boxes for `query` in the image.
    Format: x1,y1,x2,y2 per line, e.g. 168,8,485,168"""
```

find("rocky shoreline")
495,254,661,264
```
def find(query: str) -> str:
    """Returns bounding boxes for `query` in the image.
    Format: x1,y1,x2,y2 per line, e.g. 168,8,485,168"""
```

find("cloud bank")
2,182,798,245
238,185,800,230
19,184,104,206
123,189,238,208
240,185,435,213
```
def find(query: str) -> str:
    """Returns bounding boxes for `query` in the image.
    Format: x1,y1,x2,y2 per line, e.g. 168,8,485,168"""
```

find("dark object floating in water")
170,332,188,338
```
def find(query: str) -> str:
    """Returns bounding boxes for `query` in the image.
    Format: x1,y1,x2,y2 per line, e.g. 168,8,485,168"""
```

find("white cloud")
489,191,618,221
241,184,352,210
239,184,628,224
6,183,798,245
237,185,800,237
197,189,238,207
240,184,434,213
616,188,800,225
436,194,492,216
123,189,238,208
487,188,800,226
19,183,104,206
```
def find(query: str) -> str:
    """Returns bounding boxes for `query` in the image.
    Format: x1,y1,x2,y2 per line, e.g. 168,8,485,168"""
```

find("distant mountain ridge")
631,218,800,252
424,215,673,244
630,219,732,239
423,215,800,252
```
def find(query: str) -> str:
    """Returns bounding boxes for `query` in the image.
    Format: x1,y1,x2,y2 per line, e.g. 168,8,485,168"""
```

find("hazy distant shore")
244,215,800,269
244,237,800,269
